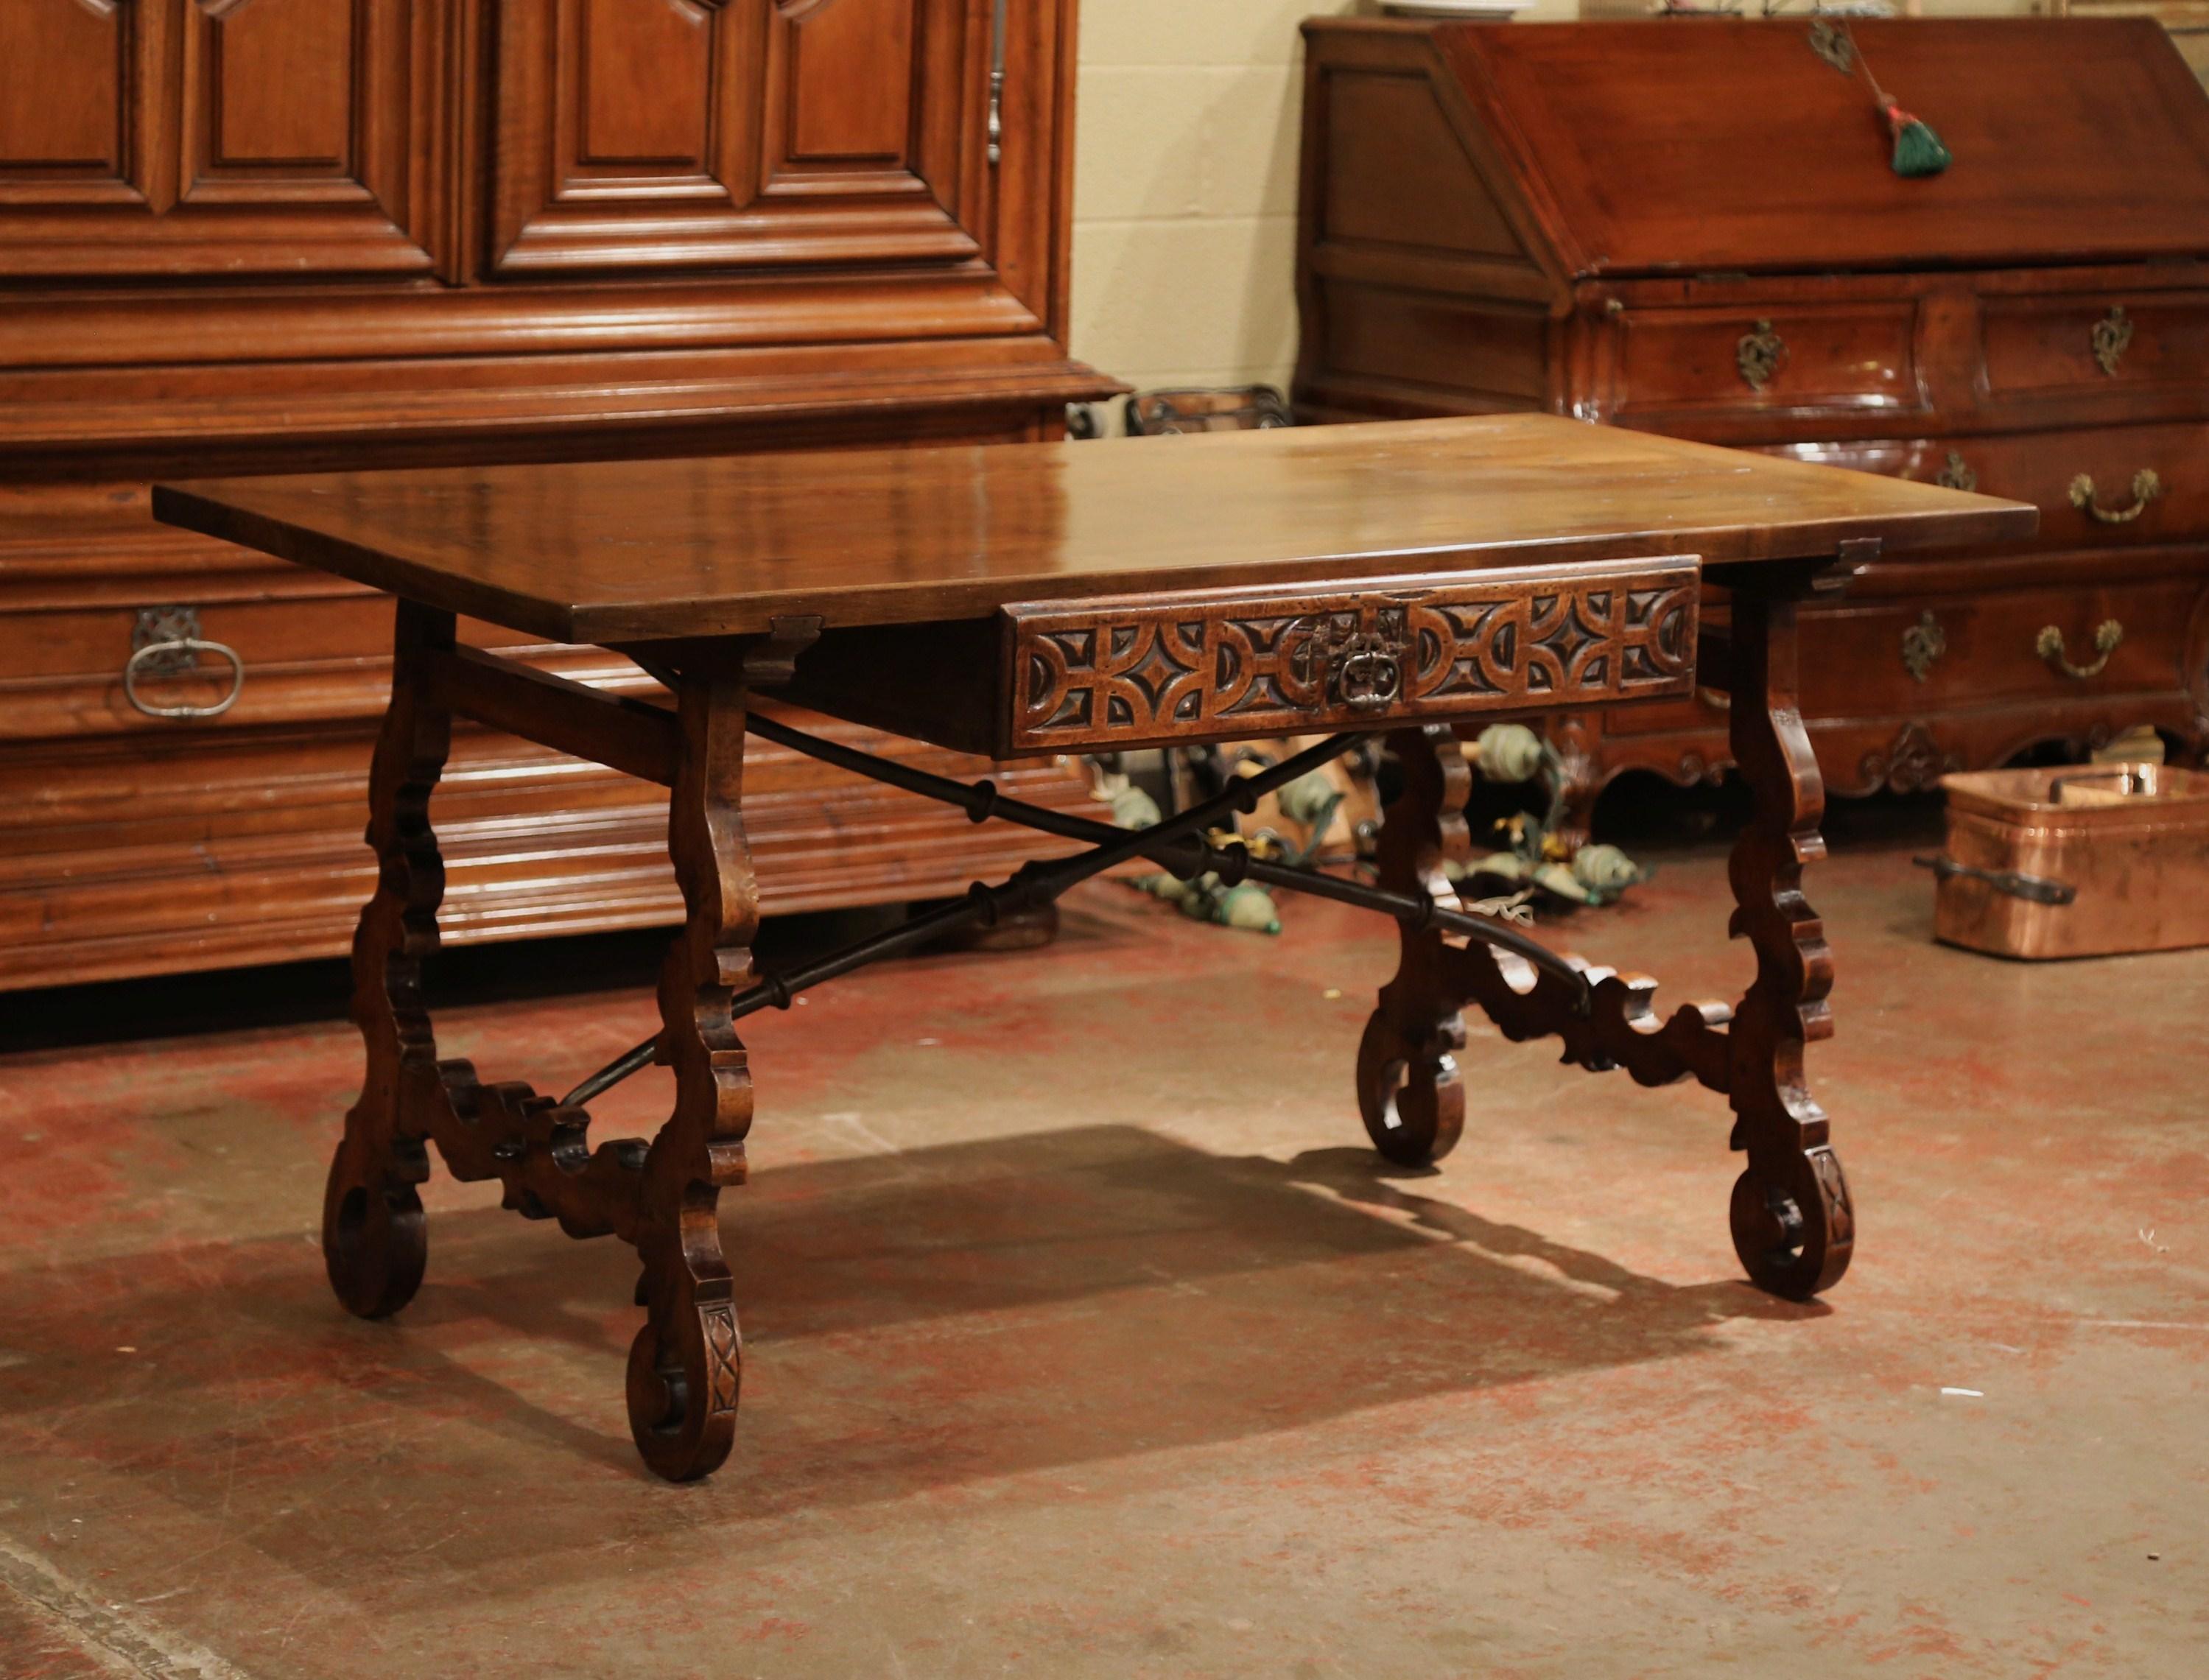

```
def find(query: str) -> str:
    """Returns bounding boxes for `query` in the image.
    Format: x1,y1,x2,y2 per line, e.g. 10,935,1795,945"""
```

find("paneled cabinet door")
0,0,447,278
488,0,1023,278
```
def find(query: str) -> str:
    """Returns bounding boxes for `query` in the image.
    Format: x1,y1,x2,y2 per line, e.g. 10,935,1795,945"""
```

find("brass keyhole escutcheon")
1737,320,1785,393
1935,452,1976,493
2091,305,2133,377
1901,610,1947,684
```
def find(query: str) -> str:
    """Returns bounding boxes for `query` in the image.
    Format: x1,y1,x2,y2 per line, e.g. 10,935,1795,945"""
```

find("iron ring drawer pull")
124,636,245,719
1913,854,2076,907
1332,646,1405,711
2034,619,2123,681
2068,468,2162,524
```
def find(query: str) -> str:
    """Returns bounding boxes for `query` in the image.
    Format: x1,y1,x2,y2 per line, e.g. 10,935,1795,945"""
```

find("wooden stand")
154,415,2026,1481
333,582,1852,1483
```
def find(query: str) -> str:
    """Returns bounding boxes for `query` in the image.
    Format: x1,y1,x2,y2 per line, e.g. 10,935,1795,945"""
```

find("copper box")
1928,764,2209,959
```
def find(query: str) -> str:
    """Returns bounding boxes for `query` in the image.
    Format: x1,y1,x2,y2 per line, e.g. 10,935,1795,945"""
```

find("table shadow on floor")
0,1126,1811,1591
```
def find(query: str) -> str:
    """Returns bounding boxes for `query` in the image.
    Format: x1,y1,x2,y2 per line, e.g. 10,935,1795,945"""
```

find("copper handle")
124,636,245,719
2034,619,2123,681
2068,468,2162,524
1914,854,2076,907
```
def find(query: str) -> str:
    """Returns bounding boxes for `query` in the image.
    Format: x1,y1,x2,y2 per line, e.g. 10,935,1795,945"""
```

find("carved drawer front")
1004,558,1701,753
1794,577,2208,723
1614,302,1921,421
1981,293,2209,398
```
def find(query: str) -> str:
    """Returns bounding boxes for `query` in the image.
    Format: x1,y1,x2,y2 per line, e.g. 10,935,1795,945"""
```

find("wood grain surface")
155,416,2034,644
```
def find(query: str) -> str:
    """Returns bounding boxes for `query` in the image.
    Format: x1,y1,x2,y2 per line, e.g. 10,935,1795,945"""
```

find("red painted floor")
0,811,2204,1677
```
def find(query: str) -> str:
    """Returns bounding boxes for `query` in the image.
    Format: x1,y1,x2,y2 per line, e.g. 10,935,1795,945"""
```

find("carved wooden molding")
1004,558,1701,751
1862,719,1962,793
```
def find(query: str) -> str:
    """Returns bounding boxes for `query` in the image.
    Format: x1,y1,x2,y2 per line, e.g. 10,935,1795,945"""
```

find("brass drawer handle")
1736,320,1785,393
1934,451,1976,493
2034,619,2123,681
2068,468,2161,524
124,605,245,720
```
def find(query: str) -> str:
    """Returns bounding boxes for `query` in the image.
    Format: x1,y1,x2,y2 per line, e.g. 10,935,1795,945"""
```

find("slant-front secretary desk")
1295,17,2209,833
155,417,2033,1482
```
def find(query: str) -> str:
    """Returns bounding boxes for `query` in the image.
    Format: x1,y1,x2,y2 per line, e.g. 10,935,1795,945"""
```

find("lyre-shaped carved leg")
1355,724,1475,1165
325,602,450,1320
1723,592,1853,1298
329,616,762,1480
623,672,759,1481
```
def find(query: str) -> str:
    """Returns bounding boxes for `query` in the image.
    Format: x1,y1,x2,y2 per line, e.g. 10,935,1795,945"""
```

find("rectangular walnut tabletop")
152,415,2030,643
151,416,2031,1483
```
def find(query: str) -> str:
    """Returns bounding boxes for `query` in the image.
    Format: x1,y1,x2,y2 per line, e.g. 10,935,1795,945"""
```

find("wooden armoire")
1295,17,2209,833
0,0,1119,991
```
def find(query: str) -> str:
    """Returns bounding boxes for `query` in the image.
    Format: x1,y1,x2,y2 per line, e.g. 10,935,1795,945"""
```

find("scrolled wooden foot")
327,600,449,1322
1724,588,1851,1298
618,668,759,1482
1356,725,1479,1167
1356,1008,1465,1166
626,1298,740,1483
321,1137,428,1320
1729,1145,1853,1301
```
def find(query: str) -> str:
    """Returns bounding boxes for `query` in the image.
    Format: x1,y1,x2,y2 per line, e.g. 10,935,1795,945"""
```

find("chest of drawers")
1293,16,2209,832
0,0,1117,990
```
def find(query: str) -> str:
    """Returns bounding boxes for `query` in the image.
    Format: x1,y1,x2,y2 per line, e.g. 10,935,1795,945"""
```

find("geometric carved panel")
1005,559,1703,752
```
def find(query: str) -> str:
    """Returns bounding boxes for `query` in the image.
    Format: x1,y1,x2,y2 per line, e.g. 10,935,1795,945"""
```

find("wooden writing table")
155,416,2034,1482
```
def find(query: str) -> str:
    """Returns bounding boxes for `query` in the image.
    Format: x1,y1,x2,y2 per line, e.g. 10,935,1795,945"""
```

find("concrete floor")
0,805,2204,1678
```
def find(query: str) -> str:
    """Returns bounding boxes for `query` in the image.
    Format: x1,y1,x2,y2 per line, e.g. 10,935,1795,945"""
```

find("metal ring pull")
2068,468,2162,524
124,636,245,719
1334,647,1404,711
2034,619,2123,682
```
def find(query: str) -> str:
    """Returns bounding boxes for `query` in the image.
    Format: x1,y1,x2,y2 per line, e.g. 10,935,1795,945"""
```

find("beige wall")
1065,1,2042,418
1066,1,1574,415
1070,0,1344,408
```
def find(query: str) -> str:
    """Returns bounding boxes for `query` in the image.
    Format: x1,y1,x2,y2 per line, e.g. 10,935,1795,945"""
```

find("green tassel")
1886,105,1950,179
